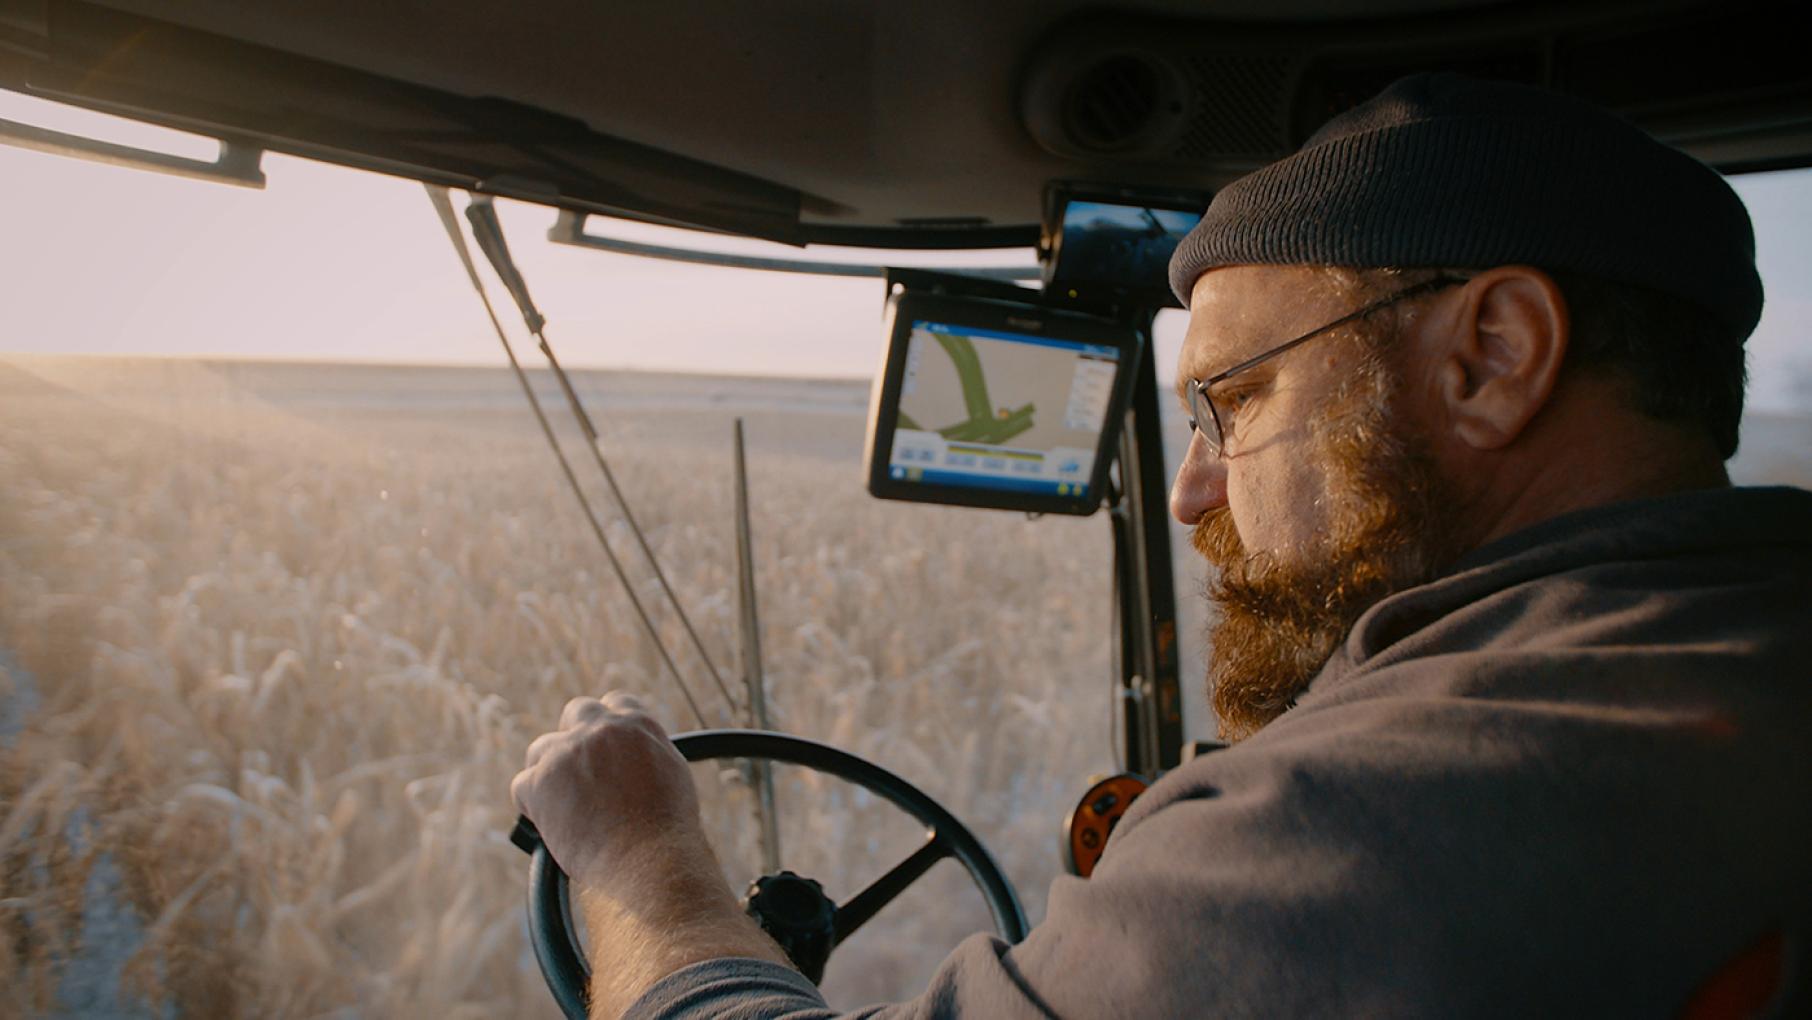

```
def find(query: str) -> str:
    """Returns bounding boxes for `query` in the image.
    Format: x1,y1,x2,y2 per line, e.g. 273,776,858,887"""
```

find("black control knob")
742,870,837,984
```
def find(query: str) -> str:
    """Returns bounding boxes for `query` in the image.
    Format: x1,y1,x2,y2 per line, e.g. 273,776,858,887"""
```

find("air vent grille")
1062,55,1164,152
1172,54,1294,159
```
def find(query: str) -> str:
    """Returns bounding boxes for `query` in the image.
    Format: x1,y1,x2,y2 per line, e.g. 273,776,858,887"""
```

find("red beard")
1192,354,1455,741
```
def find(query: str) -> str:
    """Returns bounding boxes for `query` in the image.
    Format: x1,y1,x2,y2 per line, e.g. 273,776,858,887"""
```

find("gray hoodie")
629,485,1812,1019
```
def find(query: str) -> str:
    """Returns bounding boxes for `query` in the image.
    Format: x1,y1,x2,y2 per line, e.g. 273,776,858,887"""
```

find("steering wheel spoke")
832,831,950,947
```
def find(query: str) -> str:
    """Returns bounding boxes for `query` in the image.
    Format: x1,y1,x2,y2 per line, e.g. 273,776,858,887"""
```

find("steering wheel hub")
742,870,836,982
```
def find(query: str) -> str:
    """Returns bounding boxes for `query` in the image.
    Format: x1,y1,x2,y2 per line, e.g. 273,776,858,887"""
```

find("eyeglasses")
1185,275,1467,457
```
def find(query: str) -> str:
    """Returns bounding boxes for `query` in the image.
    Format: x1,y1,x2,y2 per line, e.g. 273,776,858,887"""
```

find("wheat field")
6,354,1806,1019
0,355,1150,1017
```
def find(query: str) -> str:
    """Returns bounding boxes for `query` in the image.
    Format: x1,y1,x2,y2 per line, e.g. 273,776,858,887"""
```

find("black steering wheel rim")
520,728,1028,1019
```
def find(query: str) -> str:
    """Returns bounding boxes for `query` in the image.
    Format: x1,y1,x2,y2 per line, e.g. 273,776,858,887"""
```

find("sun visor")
4,1,808,242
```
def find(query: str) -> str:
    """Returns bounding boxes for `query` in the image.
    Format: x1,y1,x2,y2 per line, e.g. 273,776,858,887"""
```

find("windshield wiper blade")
426,184,734,728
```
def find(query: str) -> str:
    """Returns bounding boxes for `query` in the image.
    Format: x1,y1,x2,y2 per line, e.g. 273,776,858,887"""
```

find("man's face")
1171,266,1457,740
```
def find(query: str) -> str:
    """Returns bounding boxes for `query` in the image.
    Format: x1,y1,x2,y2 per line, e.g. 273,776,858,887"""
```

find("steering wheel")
511,729,1028,1020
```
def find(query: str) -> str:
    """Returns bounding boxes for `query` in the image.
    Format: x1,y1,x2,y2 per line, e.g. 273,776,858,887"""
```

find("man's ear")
1434,266,1570,450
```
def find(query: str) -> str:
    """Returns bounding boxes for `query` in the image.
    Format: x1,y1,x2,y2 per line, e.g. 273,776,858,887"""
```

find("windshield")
1,95,1808,1016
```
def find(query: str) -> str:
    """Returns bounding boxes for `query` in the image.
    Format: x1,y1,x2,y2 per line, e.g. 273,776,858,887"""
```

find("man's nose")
1170,429,1229,525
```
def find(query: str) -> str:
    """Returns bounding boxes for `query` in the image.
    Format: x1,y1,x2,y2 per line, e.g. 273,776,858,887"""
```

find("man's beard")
1192,353,1455,742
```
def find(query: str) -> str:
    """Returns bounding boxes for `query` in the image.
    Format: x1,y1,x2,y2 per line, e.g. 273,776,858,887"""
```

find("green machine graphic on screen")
912,333,1036,444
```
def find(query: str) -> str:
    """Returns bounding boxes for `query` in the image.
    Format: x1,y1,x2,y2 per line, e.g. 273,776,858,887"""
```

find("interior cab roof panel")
1,0,1807,246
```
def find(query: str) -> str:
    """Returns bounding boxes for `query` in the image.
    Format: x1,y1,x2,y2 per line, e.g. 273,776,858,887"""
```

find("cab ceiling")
1,0,1808,246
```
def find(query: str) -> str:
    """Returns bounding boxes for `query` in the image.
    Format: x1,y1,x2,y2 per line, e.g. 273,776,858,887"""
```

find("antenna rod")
734,418,782,873
462,195,740,717
425,184,710,728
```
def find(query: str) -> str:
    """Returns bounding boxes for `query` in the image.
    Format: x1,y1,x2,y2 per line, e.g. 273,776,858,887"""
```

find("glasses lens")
1190,380,1222,456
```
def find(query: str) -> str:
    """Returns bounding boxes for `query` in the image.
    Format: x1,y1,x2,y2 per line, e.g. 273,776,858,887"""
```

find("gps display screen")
885,319,1121,503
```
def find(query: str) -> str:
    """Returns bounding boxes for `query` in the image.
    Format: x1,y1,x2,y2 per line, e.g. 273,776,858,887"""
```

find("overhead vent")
1061,54,1173,153
1020,3,1812,181
1021,24,1298,167
1174,54,1296,159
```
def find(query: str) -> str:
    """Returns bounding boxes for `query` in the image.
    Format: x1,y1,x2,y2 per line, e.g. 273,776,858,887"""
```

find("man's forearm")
578,832,795,1019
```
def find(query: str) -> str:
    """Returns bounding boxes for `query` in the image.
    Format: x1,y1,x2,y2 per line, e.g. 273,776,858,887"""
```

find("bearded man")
512,74,1812,1018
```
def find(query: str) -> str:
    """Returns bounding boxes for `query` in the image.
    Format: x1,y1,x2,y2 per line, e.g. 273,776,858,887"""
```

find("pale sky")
2,89,1808,412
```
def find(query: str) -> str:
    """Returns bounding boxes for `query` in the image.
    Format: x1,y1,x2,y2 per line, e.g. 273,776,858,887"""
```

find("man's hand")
511,692,793,1018
511,691,703,887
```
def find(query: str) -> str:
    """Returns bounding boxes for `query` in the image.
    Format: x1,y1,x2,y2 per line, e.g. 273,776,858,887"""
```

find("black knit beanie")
1167,73,1763,343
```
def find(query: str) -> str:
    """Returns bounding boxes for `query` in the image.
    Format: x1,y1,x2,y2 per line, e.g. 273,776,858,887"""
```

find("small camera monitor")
1043,184,1209,310
864,287,1143,515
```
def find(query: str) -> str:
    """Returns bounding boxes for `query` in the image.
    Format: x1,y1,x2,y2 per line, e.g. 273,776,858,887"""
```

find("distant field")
0,357,1133,1017
2,357,1807,1018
